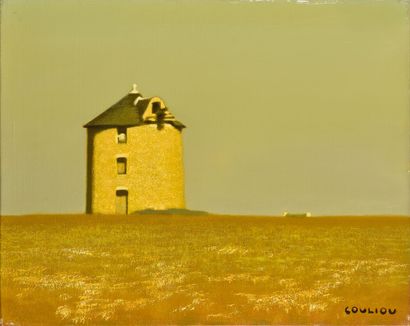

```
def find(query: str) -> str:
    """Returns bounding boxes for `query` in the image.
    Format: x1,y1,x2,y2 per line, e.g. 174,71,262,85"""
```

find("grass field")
1,214,409,325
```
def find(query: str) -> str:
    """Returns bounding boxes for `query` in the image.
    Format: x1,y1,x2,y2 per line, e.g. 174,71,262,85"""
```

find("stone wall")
86,124,185,214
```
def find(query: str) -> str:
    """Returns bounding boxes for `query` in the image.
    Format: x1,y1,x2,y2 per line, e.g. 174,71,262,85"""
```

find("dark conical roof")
84,93,143,127
83,86,185,130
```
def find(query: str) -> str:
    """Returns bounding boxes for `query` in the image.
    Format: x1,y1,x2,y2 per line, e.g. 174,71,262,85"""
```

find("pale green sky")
1,0,409,215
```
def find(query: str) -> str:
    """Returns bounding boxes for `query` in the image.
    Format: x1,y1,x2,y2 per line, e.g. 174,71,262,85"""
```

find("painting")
1,0,409,325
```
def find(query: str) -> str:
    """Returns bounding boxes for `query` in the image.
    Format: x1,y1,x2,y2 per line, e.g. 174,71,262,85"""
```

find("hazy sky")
1,0,409,215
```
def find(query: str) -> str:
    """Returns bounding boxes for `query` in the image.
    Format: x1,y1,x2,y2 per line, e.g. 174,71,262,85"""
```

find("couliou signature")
345,306,397,315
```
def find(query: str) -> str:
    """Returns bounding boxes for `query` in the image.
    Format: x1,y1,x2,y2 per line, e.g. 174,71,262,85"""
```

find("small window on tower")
117,157,127,175
117,127,127,144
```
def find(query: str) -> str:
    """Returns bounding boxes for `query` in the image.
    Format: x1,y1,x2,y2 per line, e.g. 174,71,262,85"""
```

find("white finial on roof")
129,83,139,94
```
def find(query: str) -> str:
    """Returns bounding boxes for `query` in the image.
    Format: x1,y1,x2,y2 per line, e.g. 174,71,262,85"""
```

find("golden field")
1,214,409,325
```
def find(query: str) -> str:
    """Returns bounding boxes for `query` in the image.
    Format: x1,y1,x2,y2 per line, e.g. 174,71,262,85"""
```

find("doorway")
116,189,128,214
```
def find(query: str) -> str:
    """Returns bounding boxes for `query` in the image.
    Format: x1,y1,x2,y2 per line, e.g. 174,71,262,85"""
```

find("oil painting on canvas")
1,0,409,325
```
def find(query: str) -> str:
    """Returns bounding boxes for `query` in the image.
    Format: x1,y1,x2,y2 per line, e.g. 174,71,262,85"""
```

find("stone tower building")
84,84,186,214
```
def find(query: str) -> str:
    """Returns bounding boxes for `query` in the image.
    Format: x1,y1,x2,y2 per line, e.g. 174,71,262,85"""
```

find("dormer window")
117,127,127,144
117,157,127,175
152,101,161,114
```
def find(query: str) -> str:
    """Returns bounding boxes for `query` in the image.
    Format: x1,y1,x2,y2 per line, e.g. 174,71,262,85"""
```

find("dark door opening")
116,189,128,214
